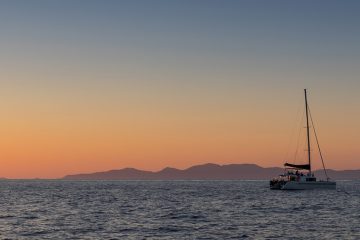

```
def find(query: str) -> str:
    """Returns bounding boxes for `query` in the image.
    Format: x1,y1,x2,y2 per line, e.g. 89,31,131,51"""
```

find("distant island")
62,163,360,180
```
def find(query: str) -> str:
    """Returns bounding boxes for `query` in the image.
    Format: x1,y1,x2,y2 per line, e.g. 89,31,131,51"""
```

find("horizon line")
1,162,359,180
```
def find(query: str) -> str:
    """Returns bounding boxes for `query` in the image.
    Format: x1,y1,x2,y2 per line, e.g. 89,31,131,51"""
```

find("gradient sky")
0,0,359,178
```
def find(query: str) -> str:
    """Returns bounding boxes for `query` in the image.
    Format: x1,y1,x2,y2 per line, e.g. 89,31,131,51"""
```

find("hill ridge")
62,163,360,180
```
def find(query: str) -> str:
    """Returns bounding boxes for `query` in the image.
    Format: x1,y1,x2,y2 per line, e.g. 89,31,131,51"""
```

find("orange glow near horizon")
0,83,359,178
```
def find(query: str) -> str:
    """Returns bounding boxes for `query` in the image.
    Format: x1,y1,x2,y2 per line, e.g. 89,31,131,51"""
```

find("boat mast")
304,89,311,173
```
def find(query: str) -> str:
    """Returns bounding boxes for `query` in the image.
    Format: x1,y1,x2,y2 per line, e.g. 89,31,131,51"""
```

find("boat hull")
281,181,336,190
269,180,285,190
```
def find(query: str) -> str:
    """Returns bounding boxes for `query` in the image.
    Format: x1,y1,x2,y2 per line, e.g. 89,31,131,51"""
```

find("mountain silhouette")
62,163,360,180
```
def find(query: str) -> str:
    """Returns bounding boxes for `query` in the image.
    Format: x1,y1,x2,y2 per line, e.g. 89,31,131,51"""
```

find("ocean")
0,180,359,239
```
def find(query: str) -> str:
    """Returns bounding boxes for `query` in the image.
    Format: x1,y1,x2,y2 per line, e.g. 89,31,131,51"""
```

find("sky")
0,0,359,178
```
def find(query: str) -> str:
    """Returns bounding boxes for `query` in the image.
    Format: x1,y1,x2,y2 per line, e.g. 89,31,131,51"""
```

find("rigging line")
308,106,330,180
293,106,305,163
283,98,305,164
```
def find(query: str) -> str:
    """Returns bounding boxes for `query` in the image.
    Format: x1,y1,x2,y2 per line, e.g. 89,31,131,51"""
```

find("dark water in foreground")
0,181,359,239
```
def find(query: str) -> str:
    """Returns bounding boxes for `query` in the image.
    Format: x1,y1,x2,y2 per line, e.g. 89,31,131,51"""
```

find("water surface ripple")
0,180,359,239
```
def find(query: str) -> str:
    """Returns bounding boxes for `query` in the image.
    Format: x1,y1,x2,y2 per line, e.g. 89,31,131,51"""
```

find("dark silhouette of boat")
270,89,336,190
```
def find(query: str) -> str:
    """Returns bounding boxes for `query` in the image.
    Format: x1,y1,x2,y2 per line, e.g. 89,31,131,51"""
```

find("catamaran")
270,89,336,190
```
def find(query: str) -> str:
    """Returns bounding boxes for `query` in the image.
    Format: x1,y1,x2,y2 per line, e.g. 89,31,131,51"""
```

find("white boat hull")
281,181,336,190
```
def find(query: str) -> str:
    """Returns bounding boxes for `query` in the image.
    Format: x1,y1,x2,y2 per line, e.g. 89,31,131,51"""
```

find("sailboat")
270,89,336,190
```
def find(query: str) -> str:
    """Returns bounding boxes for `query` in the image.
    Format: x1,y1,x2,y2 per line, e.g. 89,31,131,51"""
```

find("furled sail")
284,163,310,170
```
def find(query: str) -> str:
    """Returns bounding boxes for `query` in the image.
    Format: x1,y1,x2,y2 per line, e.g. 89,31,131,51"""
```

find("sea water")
0,180,359,239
